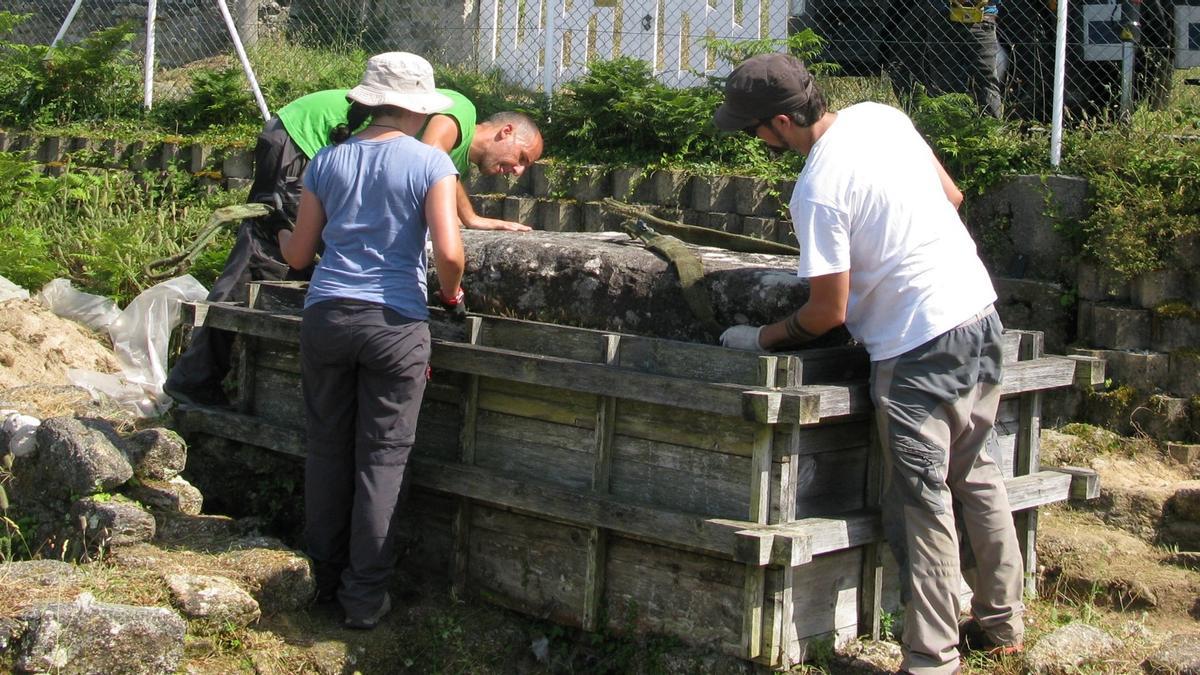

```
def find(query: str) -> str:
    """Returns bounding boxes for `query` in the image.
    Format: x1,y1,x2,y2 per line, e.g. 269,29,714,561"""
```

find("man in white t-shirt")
713,53,1023,675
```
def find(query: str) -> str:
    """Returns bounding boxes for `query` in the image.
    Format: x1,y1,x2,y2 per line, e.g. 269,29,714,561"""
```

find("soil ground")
1,306,1197,673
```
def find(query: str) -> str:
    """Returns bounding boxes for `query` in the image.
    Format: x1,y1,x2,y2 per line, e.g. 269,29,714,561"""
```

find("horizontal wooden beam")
748,469,1081,566
1067,355,1106,389
1049,465,1101,500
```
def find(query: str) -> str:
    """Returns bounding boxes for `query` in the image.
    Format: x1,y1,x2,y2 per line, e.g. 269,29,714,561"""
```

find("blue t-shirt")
302,135,458,320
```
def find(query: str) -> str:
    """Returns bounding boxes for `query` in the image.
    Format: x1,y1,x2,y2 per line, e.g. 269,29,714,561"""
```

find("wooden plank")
466,506,588,626
609,436,753,519
584,334,619,632
604,535,745,657
454,317,483,597
184,302,301,343
798,356,1079,423
477,379,597,428
1015,331,1043,598
431,341,820,424
615,401,758,457
748,471,1073,566
793,446,870,518
1067,354,1106,388
473,411,596,491
1051,465,1100,501
236,335,257,414
787,549,862,649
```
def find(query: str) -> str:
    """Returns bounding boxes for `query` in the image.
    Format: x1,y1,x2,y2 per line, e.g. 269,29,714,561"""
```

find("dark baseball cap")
714,53,816,132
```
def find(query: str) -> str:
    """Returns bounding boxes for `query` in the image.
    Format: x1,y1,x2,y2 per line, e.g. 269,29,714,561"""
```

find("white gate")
477,0,789,90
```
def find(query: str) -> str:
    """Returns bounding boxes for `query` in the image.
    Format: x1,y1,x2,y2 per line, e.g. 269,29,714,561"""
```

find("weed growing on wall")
0,153,242,303
1061,109,1200,279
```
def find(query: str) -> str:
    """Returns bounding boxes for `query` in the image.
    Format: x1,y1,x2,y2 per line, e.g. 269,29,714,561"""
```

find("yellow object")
949,0,988,23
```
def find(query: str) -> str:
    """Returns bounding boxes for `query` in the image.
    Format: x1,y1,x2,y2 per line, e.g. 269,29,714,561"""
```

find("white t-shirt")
790,102,996,361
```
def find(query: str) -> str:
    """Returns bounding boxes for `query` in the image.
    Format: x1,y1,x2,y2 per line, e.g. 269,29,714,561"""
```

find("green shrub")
0,13,142,126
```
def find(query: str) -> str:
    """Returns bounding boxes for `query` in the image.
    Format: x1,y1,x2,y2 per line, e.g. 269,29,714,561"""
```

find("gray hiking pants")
300,299,430,621
871,307,1024,675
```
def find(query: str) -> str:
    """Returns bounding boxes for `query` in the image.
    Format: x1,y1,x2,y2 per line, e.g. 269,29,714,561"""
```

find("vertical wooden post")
236,336,257,414
743,355,781,662
859,417,885,640
452,317,484,597
583,334,620,632
1015,331,1043,598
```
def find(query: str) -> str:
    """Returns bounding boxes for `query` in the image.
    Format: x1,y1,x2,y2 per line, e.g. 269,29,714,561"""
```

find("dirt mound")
0,298,121,390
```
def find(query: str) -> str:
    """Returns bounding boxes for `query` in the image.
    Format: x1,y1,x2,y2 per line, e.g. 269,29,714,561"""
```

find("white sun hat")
346,52,453,114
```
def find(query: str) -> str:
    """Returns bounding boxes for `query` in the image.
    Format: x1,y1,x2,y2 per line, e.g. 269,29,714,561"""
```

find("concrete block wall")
465,163,799,248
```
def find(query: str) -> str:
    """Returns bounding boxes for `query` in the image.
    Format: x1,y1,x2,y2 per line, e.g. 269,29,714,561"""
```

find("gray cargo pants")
871,307,1024,675
300,299,430,622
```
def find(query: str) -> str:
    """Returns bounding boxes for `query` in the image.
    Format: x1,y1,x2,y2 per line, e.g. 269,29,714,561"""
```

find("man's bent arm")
455,181,531,232
758,271,849,350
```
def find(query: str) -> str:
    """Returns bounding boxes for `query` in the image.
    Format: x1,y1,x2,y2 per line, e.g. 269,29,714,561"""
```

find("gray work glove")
719,325,765,351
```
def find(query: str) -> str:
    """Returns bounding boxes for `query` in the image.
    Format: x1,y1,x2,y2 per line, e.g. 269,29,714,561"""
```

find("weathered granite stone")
166,573,261,627
1168,481,1200,522
994,277,1074,353
0,559,80,587
1144,633,1200,674
1070,348,1170,393
1131,269,1192,309
70,496,156,547
14,416,132,503
968,175,1089,283
120,427,187,481
219,539,316,613
1089,305,1153,350
124,476,203,515
1025,623,1121,674
15,594,185,675
450,230,836,345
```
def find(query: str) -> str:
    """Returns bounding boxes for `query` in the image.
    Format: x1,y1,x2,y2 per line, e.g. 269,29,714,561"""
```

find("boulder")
219,537,316,613
124,476,203,515
165,573,261,627
0,559,80,587
452,230,845,345
1168,481,1200,522
1025,623,1121,674
69,495,156,548
13,593,185,675
14,416,132,503
1144,632,1200,674
119,427,186,481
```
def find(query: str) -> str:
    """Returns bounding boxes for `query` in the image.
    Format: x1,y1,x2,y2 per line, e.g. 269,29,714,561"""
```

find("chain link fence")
7,0,1200,124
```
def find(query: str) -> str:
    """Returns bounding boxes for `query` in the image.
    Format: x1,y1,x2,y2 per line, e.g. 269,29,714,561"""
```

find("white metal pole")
542,0,556,101
48,0,85,50
1050,0,1069,167
143,0,158,109
216,0,271,121
1120,41,1134,117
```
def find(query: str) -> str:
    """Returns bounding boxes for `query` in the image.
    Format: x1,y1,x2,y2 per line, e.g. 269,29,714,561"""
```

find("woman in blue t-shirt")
282,52,466,630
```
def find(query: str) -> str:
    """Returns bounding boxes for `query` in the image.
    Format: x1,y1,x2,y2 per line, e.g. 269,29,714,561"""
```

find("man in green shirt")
165,87,543,407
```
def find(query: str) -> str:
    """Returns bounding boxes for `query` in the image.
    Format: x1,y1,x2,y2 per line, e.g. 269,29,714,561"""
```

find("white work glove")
719,325,765,352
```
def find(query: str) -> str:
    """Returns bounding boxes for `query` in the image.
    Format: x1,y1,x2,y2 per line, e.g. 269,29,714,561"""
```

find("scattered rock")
1169,481,1200,522
153,512,243,549
15,416,132,502
219,539,316,613
70,495,156,547
0,616,19,651
166,573,261,627
834,637,903,672
120,427,186,481
124,476,203,515
0,559,80,587
1143,632,1200,674
14,593,186,675
1025,622,1121,674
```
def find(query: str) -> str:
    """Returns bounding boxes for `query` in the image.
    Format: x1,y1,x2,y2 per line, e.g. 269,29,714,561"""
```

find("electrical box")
1177,5,1200,68
1082,2,1123,61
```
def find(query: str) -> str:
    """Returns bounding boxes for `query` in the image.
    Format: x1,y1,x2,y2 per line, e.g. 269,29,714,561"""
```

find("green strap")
623,219,724,336
143,203,273,281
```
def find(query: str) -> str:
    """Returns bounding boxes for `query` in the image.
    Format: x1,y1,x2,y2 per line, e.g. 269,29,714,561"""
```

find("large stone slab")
454,230,826,344
14,594,185,675
119,427,187,481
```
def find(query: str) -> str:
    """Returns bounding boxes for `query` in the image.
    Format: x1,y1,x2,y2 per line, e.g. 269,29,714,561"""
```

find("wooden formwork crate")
176,281,1101,667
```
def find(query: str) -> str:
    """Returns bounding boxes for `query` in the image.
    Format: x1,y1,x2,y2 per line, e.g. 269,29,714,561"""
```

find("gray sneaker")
344,592,391,630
